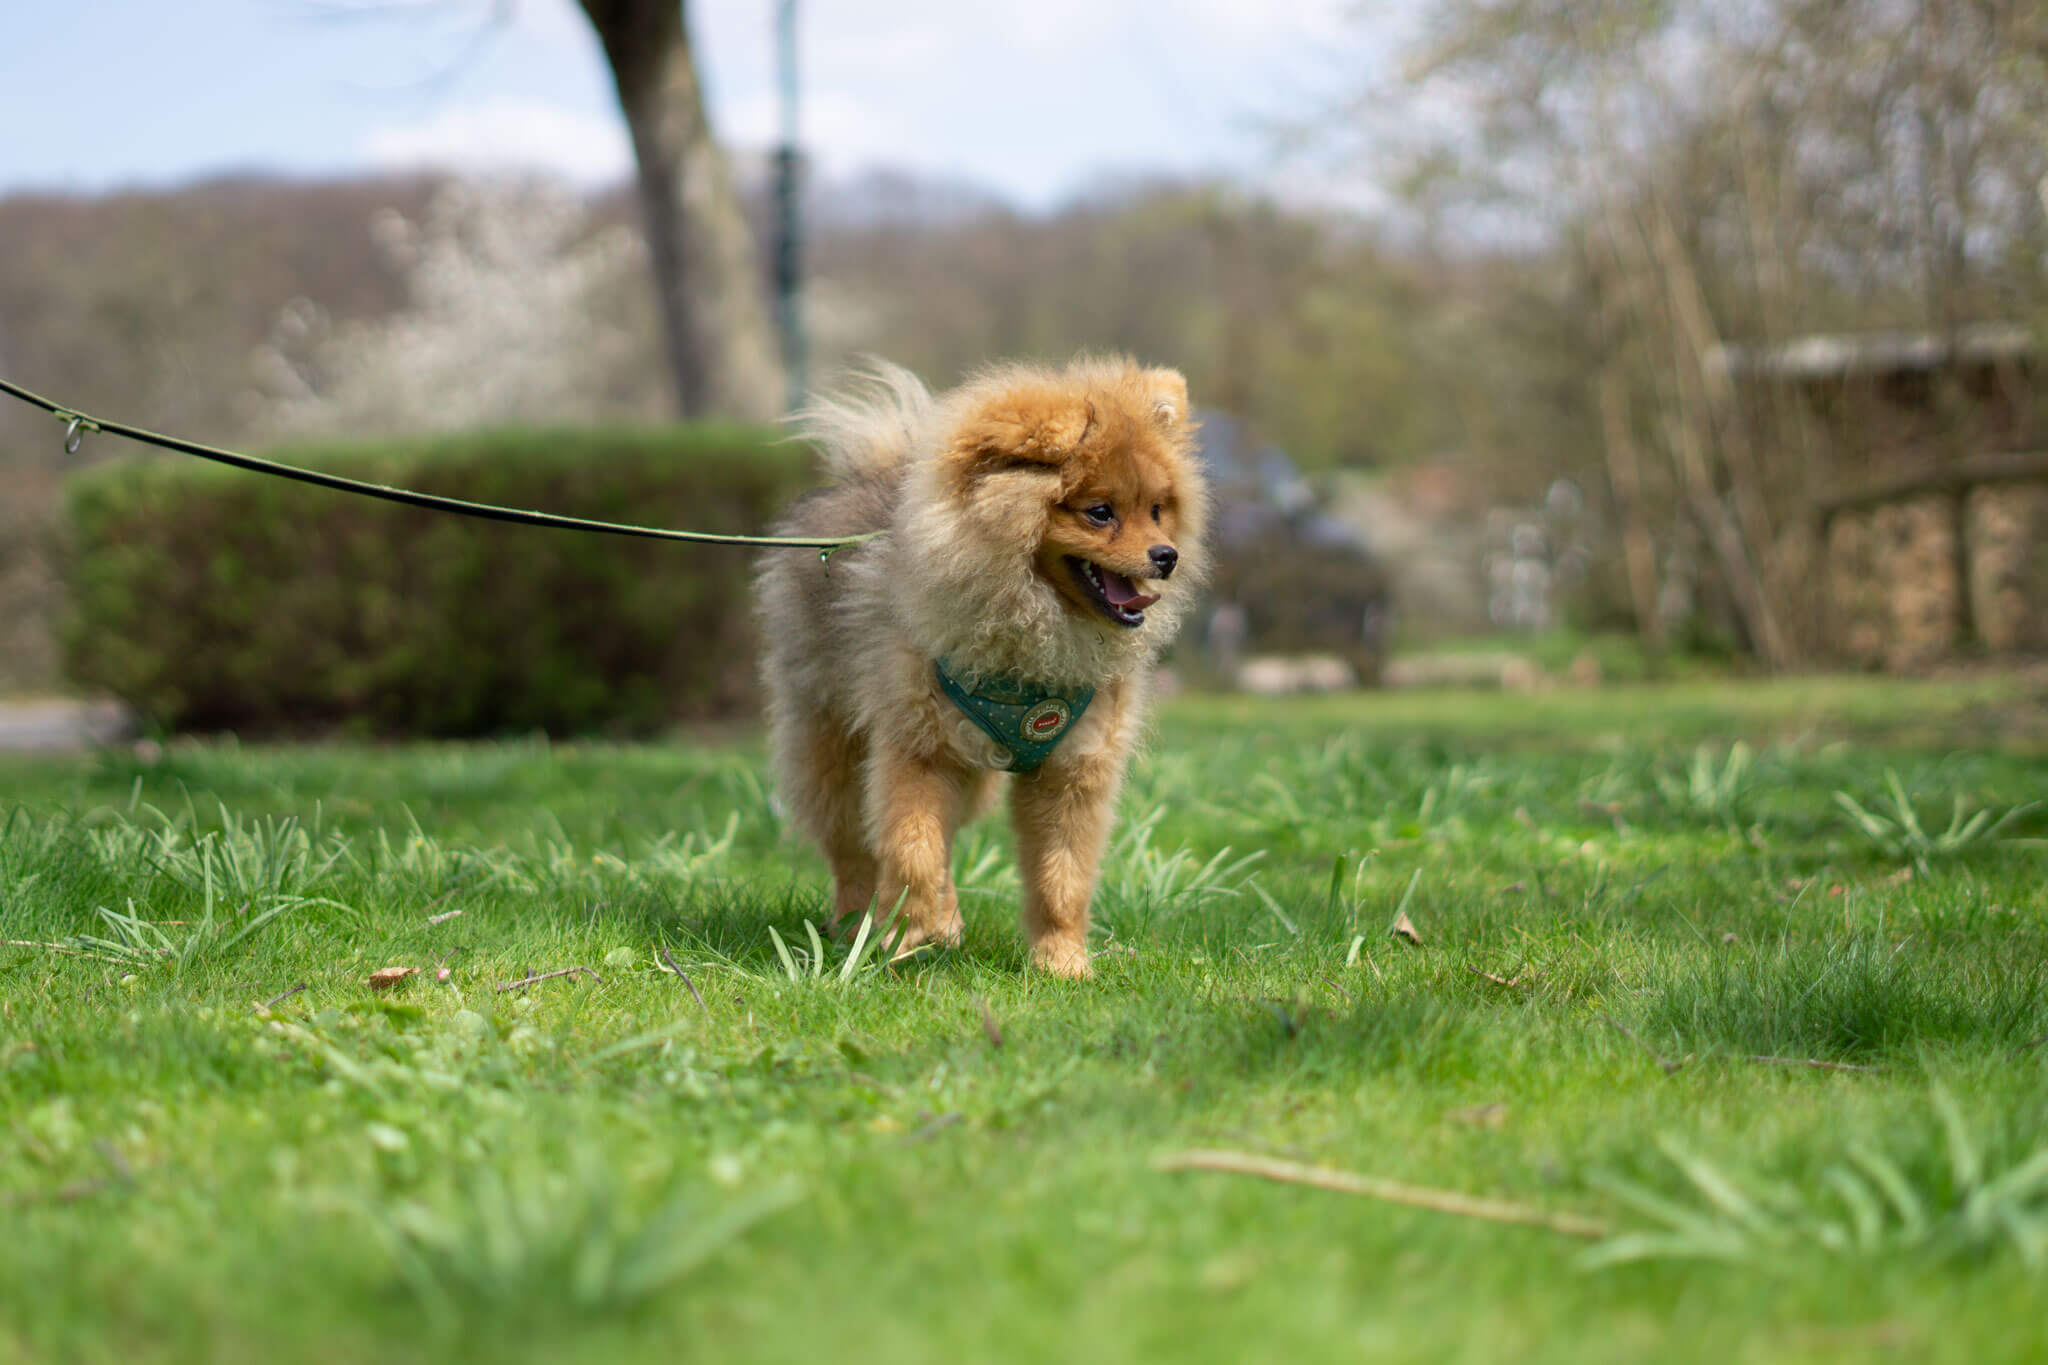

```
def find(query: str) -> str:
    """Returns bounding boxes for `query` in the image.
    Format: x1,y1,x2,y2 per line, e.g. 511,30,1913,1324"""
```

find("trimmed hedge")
63,426,817,737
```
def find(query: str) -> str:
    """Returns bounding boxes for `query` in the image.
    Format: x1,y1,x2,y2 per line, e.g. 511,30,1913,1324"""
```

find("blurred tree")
578,0,783,421
0,176,444,468
249,180,665,437
1380,0,2048,666
806,181,1454,472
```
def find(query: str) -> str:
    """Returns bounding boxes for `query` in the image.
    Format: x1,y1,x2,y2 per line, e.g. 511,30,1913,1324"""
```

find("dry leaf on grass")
365,966,417,991
1389,912,1423,946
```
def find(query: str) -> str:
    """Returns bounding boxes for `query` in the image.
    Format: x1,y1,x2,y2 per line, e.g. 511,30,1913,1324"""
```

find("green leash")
0,375,881,558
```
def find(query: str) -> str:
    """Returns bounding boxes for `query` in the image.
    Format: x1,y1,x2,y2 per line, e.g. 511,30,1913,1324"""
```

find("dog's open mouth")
1068,556,1159,627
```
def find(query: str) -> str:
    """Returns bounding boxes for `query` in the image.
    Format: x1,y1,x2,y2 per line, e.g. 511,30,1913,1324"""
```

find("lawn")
4,674,2047,1364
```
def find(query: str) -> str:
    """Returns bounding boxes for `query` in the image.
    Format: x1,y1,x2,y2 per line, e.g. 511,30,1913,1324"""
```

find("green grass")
4,674,2048,1363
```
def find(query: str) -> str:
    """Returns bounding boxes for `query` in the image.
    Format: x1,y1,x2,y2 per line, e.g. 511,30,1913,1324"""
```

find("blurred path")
0,699,132,752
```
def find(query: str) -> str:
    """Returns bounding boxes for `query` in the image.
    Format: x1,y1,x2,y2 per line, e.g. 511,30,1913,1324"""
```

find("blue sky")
0,1,1388,209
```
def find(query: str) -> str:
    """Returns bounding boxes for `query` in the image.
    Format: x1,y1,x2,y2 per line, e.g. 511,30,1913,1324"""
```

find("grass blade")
767,926,799,983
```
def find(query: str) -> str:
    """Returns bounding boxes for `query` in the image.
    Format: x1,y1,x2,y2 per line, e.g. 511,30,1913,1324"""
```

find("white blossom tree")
251,178,664,436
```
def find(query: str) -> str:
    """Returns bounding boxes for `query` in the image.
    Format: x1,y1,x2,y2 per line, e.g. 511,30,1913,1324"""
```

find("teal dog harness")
934,658,1094,773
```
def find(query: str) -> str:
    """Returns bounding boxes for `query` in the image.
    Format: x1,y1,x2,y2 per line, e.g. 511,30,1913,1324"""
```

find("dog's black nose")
1148,545,1178,578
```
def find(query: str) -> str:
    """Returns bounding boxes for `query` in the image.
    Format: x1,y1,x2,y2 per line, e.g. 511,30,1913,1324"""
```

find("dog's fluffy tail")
794,360,933,479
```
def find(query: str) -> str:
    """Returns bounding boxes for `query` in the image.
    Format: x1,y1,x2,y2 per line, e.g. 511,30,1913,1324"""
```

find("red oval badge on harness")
1021,699,1071,741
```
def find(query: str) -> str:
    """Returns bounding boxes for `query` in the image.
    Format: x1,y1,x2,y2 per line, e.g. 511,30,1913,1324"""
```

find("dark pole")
773,0,805,412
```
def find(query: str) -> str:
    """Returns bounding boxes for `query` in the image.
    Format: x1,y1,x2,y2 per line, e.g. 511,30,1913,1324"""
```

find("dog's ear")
951,389,1093,469
1146,369,1189,427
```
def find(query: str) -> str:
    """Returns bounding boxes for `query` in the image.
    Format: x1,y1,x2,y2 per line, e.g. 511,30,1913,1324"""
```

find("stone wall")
1825,509,1885,667
1823,482,2048,669
1966,485,2048,654
1876,495,1965,670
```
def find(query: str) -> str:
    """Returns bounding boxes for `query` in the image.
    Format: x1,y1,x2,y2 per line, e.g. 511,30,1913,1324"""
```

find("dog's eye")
1082,503,1115,527
1151,503,1163,522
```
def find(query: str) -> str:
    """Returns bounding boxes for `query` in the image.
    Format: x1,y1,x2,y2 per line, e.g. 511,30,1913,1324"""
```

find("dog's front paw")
1028,938,1093,979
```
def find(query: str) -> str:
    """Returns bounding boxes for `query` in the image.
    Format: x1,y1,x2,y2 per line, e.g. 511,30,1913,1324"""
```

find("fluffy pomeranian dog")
755,357,1208,977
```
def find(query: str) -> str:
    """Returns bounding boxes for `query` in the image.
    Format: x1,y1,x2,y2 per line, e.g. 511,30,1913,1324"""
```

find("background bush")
62,426,816,737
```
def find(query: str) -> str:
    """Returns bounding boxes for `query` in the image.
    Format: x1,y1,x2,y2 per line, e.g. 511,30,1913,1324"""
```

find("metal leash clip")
61,413,98,455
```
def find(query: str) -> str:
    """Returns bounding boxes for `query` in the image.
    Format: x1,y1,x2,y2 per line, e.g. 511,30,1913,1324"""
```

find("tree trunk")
1641,193,1795,669
1596,362,1666,654
579,0,784,422
1587,189,1795,671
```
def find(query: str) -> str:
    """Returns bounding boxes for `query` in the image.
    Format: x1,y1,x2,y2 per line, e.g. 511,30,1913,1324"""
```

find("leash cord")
0,375,880,555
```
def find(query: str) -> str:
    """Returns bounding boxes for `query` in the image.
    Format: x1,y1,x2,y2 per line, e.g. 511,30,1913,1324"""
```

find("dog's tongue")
1100,566,1160,610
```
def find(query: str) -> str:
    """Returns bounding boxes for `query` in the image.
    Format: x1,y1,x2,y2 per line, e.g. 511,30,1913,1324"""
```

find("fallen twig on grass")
494,965,601,993
1258,998,1300,1038
658,944,709,1012
1601,1016,1883,1075
1602,1015,1692,1075
424,909,465,926
0,1179,107,1209
1446,1102,1508,1129
904,1113,963,1144
975,995,1003,1048
1156,1149,1610,1239
1579,800,1627,833
94,1139,134,1186
1743,1054,1885,1074
1468,965,1535,989
260,983,306,1011
3,939,130,964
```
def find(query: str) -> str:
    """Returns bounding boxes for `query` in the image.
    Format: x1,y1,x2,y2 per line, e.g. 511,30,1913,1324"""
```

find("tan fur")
755,356,1208,977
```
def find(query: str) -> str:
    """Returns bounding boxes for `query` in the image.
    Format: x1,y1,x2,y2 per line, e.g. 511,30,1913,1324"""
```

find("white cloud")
360,98,631,186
